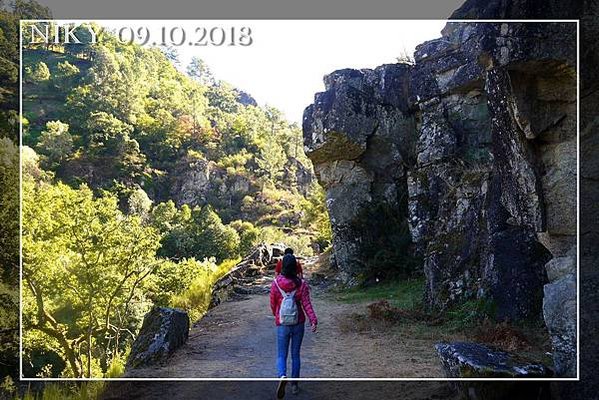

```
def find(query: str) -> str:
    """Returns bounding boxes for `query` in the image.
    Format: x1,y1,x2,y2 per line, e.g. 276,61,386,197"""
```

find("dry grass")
471,320,533,352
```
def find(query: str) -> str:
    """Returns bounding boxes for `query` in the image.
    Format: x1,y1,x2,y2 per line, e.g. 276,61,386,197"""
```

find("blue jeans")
276,323,305,378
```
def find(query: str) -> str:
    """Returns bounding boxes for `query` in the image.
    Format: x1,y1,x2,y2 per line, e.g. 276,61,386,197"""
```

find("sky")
101,20,447,124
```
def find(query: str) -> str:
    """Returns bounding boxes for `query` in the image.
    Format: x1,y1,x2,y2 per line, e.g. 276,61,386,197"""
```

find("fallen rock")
435,342,551,378
126,307,190,370
435,342,553,399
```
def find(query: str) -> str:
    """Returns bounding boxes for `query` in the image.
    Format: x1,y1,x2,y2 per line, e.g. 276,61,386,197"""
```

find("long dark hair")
281,254,301,289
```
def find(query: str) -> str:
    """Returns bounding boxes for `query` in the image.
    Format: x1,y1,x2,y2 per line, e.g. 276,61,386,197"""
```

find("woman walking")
270,253,318,398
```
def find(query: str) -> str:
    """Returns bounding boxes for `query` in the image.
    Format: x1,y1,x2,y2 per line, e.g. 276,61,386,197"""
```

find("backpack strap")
274,278,296,298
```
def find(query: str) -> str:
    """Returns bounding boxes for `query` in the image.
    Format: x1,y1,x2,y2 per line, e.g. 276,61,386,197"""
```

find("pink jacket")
270,275,318,326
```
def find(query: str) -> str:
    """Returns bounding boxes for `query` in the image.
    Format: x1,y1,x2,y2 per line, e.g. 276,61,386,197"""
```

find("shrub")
26,61,50,82
228,220,261,256
170,258,239,321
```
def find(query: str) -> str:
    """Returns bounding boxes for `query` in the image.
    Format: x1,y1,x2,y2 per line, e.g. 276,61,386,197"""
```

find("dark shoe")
277,376,287,399
291,383,299,395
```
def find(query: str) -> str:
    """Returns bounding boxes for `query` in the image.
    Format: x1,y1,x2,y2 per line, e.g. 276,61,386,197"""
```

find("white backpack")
275,279,299,325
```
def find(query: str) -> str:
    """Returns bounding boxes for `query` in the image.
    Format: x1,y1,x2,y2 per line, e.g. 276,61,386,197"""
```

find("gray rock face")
303,65,416,283
126,307,190,370
411,23,575,320
283,157,313,196
303,20,577,376
449,0,590,391
171,155,253,208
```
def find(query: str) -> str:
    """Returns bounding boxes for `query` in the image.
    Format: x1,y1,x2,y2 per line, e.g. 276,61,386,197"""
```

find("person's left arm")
300,282,318,331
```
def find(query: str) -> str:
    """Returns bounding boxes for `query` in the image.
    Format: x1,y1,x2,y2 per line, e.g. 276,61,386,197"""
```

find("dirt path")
103,263,459,399
125,290,444,379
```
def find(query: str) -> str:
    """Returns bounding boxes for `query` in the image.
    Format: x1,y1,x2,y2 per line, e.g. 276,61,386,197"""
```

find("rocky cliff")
303,21,577,376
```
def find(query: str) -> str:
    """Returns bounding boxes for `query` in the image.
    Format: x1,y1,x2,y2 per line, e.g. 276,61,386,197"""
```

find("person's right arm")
270,282,277,316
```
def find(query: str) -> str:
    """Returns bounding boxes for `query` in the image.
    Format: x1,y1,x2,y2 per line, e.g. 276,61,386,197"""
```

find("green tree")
23,179,161,377
257,135,287,182
53,60,80,91
148,258,209,306
36,120,73,169
127,187,152,221
85,112,146,183
161,46,180,68
301,183,333,249
26,61,50,82
206,81,239,114
0,137,18,378
63,24,96,60
159,205,240,263
149,200,179,234
229,220,261,256
186,56,215,86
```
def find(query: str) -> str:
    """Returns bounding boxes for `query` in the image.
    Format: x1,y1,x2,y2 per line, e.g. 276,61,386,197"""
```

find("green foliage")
148,258,213,306
335,278,425,311
259,226,313,257
56,60,80,78
104,350,127,378
229,220,261,256
63,24,96,60
53,60,80,91
0,0,62,388
206,81,239,114
26,61,50,82
22,28,316,227
186,56,215,86
0,137,18,281
0,138,18,380
127,187,152,220
301,183,332,249
18,20,332,380
170,258,237,322
257,134,287,181
159,204,240,263
23,178,161,377
445,298,497,330
149,200,179,233
36,120,73,168
26,381,107,400
355,202,421,280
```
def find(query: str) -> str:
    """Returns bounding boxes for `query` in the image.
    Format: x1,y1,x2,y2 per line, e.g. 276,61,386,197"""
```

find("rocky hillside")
303,21,577,377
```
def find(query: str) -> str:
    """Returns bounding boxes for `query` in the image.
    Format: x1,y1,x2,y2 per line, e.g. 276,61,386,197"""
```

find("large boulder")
435,341,552,378
437,341,552,400
303,65,416,283
126,307,190,370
